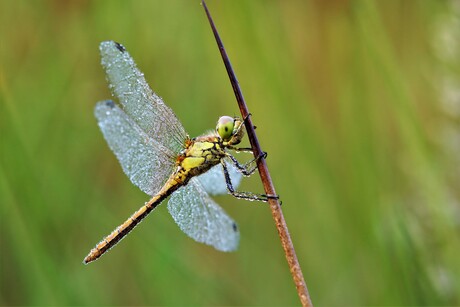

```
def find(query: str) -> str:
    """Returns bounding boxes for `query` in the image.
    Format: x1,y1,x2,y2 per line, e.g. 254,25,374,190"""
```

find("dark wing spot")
232,222,238,232
114,42,126,52
104,100,115,108
225,126,228,132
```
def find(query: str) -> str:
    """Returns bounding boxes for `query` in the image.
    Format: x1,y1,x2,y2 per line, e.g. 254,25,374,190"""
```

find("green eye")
216,116,235,140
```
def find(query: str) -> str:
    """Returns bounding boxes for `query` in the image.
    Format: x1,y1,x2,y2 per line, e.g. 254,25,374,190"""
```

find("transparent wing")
196,159,242,195
99,41,187,154
167,178,239,252
95,100,177,196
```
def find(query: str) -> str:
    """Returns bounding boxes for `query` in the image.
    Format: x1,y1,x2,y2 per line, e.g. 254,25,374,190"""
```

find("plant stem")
201,2,313,306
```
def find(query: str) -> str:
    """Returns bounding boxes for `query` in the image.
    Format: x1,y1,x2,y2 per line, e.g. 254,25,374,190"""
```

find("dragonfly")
83,41,271,264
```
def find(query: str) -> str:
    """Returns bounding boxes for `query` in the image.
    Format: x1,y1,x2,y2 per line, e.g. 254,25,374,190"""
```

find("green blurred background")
1,0,460,305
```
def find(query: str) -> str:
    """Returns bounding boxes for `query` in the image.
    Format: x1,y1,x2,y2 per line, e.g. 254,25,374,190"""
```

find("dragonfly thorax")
179,137,226,179
176,116,244,184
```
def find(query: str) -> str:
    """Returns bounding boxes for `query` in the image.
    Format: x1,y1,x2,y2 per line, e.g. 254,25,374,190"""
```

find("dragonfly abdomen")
83,180,182,264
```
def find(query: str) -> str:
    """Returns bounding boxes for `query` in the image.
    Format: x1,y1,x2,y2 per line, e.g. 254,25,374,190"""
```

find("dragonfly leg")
226,153,256,176
227,145,268,161
228,146,252,153
261,193,282,205
243,112,259,128
232,112,256,138
243,112,252,123
221,160,274,202
226,151,267,177
242,112,259,130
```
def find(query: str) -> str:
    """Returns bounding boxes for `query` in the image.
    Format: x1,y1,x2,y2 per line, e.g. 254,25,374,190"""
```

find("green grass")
1,0,459,305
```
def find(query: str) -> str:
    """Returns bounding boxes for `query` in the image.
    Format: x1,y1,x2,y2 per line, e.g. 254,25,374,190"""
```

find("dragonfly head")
216,116,245,145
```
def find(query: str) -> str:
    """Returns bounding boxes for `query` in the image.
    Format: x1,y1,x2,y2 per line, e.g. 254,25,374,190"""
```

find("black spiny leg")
242,112,255,129
227,146,252,153
221,159,277,202
225,151,267,177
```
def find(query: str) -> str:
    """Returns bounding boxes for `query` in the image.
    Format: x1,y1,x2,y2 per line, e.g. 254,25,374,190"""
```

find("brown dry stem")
201,1,313,306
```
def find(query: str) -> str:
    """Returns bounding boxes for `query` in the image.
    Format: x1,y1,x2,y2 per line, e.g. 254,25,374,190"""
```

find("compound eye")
216,116,235,140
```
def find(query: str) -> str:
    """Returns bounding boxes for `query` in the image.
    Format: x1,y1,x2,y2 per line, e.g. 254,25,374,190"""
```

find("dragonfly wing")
95,100,177,196
167,178,239,252
196,159,242,195
99,41,187,155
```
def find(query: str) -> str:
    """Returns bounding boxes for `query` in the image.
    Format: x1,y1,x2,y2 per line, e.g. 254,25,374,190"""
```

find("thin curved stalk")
201,2,313,306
